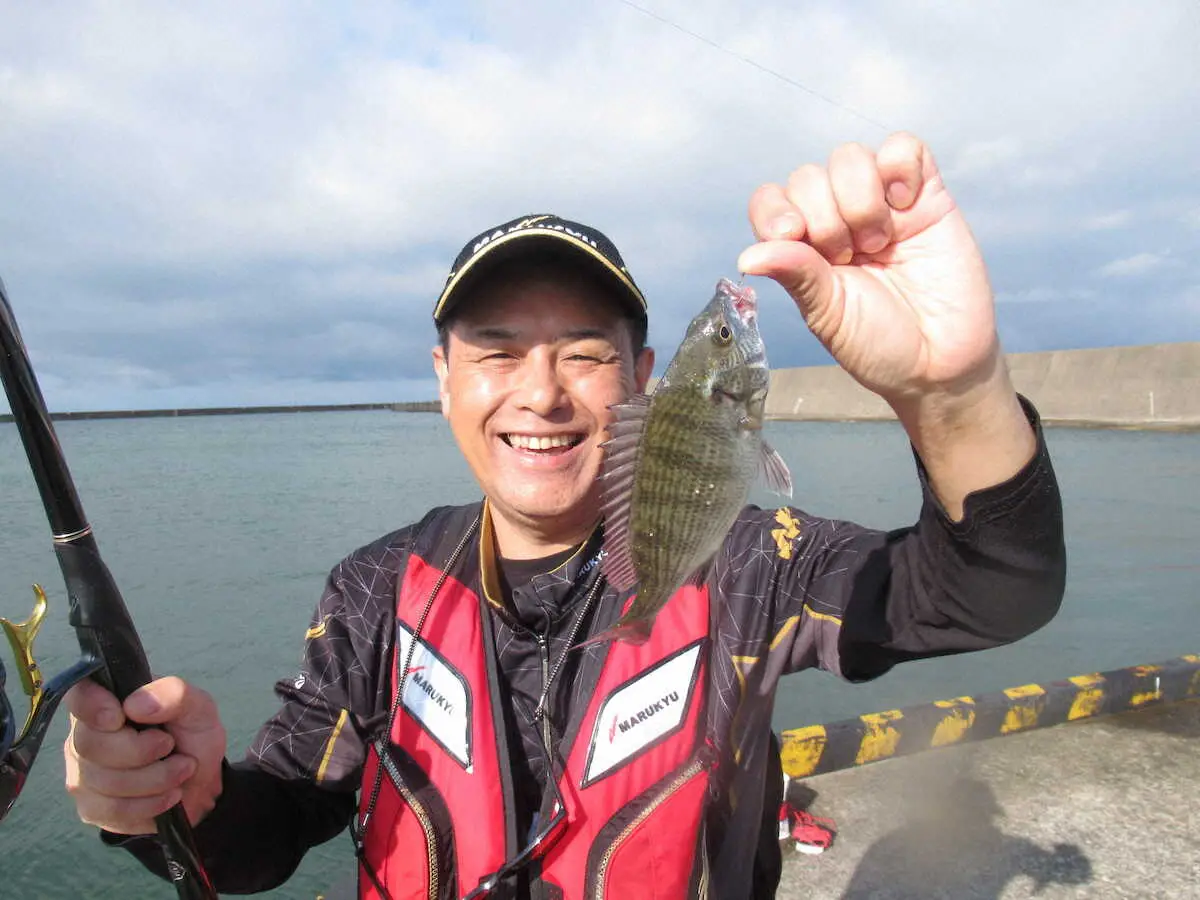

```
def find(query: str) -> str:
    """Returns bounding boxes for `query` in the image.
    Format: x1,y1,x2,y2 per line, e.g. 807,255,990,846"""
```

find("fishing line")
613,0,892,132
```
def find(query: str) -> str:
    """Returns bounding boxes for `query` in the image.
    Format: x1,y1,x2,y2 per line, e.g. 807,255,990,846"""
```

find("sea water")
1,413,1196,898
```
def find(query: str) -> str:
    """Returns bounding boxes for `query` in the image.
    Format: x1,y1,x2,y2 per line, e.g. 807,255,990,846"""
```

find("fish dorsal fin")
759,439,793,498
599,393,652,592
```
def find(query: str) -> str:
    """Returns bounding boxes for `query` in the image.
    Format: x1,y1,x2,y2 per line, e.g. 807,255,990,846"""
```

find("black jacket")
113,399,1066,897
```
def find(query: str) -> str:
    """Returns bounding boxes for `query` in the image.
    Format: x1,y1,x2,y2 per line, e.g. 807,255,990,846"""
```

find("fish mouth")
720,278,758,325
502,432,586,452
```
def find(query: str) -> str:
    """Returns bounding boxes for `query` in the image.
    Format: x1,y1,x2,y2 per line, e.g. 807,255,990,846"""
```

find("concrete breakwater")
2,342,1193,427
0,400,440,423
765,340,1200,429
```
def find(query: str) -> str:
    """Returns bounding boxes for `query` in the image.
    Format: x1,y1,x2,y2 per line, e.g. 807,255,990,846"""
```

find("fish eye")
715,323,733,345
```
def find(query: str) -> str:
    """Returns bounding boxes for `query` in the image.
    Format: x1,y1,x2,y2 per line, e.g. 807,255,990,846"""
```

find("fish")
584,277,793,646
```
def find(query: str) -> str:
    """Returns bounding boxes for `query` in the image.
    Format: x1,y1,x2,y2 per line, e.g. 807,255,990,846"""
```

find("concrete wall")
765,341,1200,428
0,400,441,423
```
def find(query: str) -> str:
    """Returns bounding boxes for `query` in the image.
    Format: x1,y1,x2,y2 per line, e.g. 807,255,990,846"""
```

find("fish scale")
634,399,757,594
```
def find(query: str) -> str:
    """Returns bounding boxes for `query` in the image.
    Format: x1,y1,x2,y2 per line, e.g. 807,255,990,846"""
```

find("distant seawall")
765,341,1200,430
3,343,1193,429
0,400,440,423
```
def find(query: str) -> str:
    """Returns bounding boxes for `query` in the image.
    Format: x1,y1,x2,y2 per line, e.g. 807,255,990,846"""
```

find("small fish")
584,277,792,646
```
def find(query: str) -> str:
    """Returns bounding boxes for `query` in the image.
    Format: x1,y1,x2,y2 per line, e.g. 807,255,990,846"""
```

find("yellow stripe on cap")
432,228,647,322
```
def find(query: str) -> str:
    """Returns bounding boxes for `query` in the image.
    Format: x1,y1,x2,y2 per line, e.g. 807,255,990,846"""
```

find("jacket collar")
477,498,604,612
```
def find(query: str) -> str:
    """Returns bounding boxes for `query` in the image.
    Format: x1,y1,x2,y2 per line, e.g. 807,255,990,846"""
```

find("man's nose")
515,354,567,415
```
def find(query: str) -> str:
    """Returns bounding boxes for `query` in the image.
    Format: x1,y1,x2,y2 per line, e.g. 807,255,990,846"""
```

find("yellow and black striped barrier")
780,654,1200,778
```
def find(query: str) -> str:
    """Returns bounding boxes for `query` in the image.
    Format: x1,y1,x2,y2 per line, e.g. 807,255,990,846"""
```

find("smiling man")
64,134,1066,900
431,245,655,559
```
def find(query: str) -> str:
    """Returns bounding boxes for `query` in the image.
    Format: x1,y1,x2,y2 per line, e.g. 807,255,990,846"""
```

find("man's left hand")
739,133,1036,518
739,132,997,400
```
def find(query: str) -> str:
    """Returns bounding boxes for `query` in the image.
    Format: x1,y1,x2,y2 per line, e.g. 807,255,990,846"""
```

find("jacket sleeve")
729,396,1066,685
104,537,404,893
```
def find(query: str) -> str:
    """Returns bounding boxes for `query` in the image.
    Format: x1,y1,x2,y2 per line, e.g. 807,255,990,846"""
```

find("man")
64,133,1065,899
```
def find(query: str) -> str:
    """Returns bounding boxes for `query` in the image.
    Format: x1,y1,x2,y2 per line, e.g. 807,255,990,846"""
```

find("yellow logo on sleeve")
305,615,331,640
771,508,801,559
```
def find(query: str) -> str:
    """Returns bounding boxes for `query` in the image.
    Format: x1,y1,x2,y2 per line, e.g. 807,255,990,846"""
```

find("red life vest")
357,553,713,899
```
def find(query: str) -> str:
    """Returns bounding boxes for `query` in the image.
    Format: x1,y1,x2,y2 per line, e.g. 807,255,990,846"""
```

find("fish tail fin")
572,617,654,651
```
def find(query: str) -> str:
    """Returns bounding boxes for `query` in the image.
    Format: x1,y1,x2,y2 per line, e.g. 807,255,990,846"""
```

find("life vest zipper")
536,633,553,749
378,747,440,900
591,756,707,900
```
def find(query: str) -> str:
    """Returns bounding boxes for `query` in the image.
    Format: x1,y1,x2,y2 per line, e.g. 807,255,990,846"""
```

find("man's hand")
64,676,226,835
740,132,996,399
740,133,1036,518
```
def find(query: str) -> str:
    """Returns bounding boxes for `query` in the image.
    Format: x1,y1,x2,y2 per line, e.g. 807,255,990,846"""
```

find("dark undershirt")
494,545,588,838
495,547,578,611
493,546,594,896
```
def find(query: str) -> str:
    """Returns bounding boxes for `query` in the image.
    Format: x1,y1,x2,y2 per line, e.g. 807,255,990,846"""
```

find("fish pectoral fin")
683,560,714,588
758,439,794,498
599,394,652,592
572,617,654,651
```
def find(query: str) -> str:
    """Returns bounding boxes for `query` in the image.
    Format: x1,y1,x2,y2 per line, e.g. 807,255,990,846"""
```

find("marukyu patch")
583,642,703,786
396,624,472,770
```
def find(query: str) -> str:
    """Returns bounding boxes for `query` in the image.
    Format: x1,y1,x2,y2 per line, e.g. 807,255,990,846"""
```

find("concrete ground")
775,700,1200,899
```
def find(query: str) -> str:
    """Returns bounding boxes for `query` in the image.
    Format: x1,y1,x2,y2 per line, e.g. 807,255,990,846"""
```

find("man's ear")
432,346,451,417
633,346,655,394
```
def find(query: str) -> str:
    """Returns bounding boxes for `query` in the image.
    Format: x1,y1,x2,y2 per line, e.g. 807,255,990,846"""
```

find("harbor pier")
775,659,1200,898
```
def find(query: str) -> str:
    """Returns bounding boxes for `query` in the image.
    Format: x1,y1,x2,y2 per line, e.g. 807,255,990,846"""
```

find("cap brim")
433,229,647,325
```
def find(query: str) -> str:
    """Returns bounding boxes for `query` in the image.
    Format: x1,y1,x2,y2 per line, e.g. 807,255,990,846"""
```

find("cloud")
1083,211,1131,231
0,0,1198,412
994,286,1098,305
1094,252,1180,278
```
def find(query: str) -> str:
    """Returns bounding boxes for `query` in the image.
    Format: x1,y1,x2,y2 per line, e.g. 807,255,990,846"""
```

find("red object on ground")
789,808,838,855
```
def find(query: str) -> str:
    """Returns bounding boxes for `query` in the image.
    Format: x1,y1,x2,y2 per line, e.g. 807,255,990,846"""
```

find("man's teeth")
506,434,581,450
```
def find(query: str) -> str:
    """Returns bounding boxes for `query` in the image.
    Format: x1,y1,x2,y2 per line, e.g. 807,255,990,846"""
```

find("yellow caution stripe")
780,654,1200,778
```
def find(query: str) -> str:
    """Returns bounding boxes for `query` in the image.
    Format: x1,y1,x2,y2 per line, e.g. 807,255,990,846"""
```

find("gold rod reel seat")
1,585,103,820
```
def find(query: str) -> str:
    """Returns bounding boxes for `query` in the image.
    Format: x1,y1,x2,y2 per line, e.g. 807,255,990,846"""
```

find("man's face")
432,271,654,550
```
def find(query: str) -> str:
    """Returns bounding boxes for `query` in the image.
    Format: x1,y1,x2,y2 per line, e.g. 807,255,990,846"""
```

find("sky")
1,0,1197,412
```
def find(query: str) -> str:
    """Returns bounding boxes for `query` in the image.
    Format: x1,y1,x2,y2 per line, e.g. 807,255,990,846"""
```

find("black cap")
432,214,648,326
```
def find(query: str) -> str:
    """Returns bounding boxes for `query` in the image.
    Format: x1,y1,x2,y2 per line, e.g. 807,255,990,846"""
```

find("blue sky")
1,0,1197,412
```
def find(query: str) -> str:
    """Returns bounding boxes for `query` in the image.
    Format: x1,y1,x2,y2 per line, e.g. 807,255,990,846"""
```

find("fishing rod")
0,275,216,899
